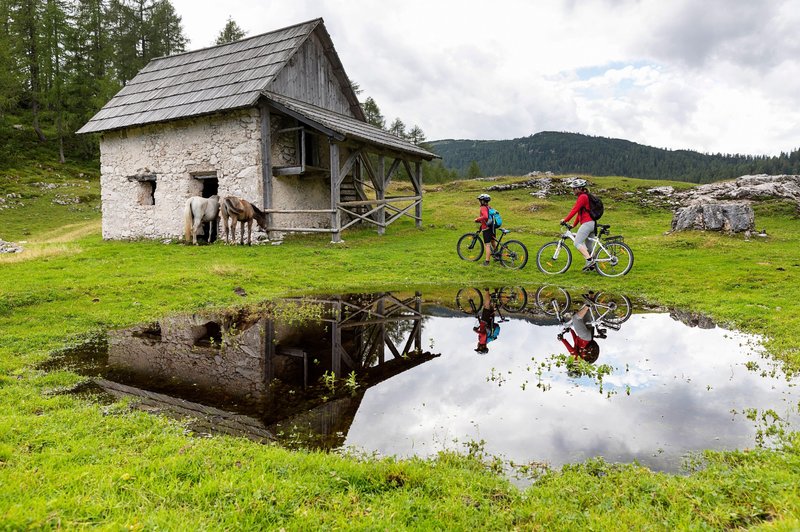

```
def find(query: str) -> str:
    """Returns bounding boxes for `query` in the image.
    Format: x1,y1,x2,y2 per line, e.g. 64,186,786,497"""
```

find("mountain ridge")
428,131,800,183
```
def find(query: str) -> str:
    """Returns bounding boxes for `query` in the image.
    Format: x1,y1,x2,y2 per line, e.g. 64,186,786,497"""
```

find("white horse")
183,195,220,245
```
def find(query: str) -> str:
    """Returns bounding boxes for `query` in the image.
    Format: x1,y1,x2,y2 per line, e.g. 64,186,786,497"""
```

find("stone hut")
78,18,437,242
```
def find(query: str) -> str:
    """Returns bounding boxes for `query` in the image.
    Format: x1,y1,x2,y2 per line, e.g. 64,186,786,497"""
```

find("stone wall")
108,315,268,402
100,108,262,240
100,108,337,241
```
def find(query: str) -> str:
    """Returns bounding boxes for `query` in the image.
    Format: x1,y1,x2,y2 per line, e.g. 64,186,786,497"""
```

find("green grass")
2,162,800,528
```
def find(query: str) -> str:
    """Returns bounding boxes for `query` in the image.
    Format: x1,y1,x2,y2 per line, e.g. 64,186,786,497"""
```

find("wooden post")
330,141,342,242
259,103,273,238
263,317,274,400
415,291,422,352
332,301,342,376
377,155,386,235
414,162,422,228
377,298,385,364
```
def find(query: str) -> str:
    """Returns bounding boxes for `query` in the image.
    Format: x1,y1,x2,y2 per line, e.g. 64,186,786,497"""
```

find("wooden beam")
338,148,362,186
377,156,385,235
266,99,345,141
259,102,273,238
414,161,423,228
330,141,342,243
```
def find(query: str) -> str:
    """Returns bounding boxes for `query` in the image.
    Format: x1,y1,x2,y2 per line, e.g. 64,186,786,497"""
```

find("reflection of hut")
78,19,437,242
96,292,437,445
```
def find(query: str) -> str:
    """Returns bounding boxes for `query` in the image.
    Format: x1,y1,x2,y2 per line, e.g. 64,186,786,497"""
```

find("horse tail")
184,198,194,242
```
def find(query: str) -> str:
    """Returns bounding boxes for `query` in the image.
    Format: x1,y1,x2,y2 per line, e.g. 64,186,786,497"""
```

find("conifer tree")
215,16,245,45
388,117,406,138
362,96,384,129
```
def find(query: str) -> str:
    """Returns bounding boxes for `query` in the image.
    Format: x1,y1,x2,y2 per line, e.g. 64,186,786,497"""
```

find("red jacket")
560,329,591,357
563,193,592,226
475,204,490,230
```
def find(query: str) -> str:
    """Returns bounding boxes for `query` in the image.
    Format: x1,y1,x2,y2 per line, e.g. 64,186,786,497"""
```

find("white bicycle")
535,222,634,277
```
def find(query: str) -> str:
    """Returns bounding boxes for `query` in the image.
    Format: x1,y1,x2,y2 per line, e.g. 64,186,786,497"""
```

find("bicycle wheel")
456,287,483,314
595,242,634,277
593,292,633,324
457,233,484,262
499,240,529,269
536,241,572,274
535,285,572,316
499,286,528,312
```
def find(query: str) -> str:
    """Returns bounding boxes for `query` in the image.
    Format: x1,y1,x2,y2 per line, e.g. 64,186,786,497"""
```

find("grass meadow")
2,160,800,529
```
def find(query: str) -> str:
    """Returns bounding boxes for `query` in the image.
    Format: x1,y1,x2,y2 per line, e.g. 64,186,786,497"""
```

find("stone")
0,238,24,253
647,186,674,195
676,174,800,204
671,201,754,233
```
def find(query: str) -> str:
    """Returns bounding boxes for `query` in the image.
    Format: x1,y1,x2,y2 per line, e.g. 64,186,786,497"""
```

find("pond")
44,287,799,473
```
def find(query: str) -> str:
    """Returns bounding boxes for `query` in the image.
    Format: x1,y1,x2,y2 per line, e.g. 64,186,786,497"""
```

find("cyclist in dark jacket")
474,289,496,353
475,193,495,266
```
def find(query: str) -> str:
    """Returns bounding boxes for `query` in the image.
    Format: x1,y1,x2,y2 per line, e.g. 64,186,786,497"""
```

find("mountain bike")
535,222,634,277
455,286,529,315
535,287,632,331
457,226,529,270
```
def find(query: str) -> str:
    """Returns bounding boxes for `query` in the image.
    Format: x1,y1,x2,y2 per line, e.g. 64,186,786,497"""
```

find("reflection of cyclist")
557,302,600,363
475,193,495,267
474,289,497,353
562,178,596,271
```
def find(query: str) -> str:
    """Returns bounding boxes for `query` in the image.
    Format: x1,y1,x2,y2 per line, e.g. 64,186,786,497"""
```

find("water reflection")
46,287,799,473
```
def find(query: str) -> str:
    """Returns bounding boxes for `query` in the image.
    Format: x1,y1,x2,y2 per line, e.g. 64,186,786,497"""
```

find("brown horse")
219,195,268,245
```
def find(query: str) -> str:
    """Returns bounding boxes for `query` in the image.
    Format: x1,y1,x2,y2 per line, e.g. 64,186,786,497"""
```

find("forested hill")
429,132,800,183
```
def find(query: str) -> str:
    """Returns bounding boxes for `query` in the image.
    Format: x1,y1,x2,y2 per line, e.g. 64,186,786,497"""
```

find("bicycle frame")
554,228,609,262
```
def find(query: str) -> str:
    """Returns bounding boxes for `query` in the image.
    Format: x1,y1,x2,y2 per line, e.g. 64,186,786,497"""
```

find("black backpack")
585,193,604,221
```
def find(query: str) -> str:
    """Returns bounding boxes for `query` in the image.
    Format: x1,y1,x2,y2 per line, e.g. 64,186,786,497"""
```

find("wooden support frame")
265,136,424,239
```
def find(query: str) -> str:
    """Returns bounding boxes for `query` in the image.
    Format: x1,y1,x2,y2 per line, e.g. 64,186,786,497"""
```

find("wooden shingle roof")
78,18,361,134
263,91,437,161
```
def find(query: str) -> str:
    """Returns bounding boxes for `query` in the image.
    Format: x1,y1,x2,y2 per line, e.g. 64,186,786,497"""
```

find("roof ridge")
147,18,323,63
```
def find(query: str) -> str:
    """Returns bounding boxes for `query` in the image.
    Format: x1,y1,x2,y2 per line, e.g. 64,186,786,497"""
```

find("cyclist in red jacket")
557,303,600,363
475,193,495,266
562,178,596,271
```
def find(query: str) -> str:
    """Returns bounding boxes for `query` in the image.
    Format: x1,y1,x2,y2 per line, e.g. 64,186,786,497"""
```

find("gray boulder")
671,201,754,233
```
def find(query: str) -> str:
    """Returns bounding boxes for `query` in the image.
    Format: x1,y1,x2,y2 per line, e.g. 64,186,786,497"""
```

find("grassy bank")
1,169,800,529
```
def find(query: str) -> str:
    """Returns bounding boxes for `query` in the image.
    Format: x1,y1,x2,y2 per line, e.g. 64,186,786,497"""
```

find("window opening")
128,173,157,206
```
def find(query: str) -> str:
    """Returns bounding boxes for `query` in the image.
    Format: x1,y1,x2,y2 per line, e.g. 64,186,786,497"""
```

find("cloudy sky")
169,0,800,156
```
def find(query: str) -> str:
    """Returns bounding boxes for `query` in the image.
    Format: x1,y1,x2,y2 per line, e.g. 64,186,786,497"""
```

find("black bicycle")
455,286,529,315
457,226,529,270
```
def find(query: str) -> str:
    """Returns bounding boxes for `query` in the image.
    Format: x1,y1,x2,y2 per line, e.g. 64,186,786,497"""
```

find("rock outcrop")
670,174,798,234
675,174,800,203
671,201,755,233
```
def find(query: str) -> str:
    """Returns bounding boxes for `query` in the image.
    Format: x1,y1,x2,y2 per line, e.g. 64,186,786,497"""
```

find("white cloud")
169,0,800,155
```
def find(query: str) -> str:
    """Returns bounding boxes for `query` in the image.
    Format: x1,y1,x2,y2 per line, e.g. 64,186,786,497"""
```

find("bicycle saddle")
500,228,510,234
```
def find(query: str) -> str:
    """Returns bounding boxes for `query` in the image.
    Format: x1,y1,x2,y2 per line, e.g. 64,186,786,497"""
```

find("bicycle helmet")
477,193,491,202
570,178,588,189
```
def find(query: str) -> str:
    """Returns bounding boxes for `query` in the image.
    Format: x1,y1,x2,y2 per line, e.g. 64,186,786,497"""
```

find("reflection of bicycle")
535,286,632,329
456,287,528,315
457,226,529,269
535,222,634,277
